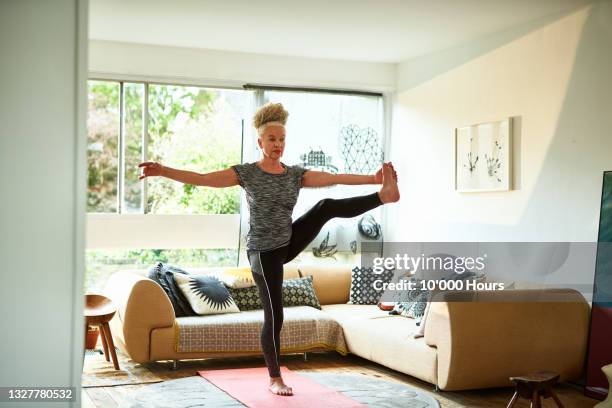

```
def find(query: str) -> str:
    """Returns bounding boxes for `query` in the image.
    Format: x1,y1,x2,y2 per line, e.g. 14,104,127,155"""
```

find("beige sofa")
103,263,590,391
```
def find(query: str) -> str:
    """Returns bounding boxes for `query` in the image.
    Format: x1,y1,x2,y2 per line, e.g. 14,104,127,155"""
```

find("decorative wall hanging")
312,231,338,259
340,124,384,174
299,147,338,173
358,214,382,240
455,117,512,192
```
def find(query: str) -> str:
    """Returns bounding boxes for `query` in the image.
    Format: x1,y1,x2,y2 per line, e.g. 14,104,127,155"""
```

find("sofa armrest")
103,271,175,363
424,289,590,391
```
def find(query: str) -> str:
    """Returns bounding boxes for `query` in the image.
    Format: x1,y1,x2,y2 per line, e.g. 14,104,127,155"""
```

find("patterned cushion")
228,276,321,310
391,288,429,319
283,275,321,309
390,272,486,324
174,273,240,315
227,285,262,310
348,266,395,305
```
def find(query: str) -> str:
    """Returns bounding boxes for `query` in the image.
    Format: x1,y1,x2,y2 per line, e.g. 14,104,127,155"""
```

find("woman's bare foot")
269,376,293,396
378,163,400,203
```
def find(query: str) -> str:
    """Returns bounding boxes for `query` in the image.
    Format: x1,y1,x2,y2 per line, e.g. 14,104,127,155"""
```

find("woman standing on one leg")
138,102,399,396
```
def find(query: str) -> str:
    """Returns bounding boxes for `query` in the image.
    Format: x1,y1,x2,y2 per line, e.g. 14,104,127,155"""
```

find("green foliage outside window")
86,81,247,292
87,81,243,215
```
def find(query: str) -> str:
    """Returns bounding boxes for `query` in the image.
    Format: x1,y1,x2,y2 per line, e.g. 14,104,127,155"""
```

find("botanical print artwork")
455,118,512,192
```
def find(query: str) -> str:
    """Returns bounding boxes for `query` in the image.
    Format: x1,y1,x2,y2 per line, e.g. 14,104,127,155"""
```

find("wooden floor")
82,351,598,408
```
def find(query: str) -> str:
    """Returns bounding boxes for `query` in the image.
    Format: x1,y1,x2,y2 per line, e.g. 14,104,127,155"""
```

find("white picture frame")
455,117,512,192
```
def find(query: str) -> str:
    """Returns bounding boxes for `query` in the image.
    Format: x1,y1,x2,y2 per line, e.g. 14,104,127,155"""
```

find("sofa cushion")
147,262,196,317
389,278,429,320
348,266,395,304
214,266,256,288
228,276,321,310
294,264,352,305
174,305,347,355
282,275,321,309
174,273,240,315
321,304,438,384
226,284,262,311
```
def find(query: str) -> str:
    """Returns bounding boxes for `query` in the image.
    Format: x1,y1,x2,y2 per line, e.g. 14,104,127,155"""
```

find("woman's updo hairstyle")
253,103,289,135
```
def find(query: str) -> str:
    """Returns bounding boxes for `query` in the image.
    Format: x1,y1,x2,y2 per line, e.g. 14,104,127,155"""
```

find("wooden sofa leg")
171,359,179,370
303,352,308,362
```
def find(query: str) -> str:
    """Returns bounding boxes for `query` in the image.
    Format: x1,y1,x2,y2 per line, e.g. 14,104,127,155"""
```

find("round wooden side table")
84,294,120,370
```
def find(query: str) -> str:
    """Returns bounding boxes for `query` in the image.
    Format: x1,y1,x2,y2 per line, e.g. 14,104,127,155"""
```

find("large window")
238,89,385,265
85,81,386,293
87,80,247,215
146,84,247,214
86,80,251,292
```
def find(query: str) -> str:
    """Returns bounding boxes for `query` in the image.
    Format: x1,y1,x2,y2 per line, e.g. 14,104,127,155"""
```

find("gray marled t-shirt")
231,162,308,251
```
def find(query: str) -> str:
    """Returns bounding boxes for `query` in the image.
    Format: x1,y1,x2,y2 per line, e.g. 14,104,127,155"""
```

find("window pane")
261,91,385,264
85,248,237,293
147,85,248,214
123,82,144,213
87,80,119,212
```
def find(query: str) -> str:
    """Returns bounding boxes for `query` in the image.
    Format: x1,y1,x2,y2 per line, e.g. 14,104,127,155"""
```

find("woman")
138,102,399,396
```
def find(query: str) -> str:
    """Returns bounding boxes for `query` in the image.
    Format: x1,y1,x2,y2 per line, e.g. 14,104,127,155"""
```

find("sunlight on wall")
390,4,602,241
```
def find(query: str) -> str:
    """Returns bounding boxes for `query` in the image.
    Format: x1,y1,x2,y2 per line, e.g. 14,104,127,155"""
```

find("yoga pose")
138,102,399,396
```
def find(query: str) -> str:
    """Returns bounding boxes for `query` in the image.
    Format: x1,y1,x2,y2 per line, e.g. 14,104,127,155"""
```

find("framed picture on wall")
455,117,513,192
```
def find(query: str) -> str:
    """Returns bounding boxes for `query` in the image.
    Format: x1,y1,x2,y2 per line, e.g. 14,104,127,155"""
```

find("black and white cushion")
174,273,240,315
227,285,262,311
348,266,395,305
282,275,321,309
390,281,429,319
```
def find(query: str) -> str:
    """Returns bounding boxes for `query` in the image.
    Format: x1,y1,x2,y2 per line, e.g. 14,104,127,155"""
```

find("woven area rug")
118,370,440,407
82,347,164,388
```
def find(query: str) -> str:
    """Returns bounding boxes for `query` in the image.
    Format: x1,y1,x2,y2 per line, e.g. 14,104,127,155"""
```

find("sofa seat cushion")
174,306,347,355
321,304,438,384
321,304,390,322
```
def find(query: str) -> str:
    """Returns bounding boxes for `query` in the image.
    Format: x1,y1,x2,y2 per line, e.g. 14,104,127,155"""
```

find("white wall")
0,1,87,407
89,39,396,92
388,1,612,243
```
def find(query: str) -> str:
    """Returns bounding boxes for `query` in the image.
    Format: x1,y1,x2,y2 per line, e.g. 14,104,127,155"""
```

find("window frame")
88,77,249,215
86,77,390,253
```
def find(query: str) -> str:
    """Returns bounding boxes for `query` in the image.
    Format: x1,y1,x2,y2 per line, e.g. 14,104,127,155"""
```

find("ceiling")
89,0,590,63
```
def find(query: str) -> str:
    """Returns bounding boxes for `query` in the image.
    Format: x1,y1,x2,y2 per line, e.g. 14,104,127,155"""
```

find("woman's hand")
374,162,397,184
138,162,164,180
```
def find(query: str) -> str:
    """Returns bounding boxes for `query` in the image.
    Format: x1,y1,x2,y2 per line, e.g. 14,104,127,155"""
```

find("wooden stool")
507,371,564,408
84,294,120,370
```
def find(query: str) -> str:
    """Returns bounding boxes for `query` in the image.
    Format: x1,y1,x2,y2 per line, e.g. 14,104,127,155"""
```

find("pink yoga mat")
198,366,366,408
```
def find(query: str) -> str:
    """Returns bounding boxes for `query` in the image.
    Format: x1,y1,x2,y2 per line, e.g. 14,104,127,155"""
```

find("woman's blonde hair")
253,102,289,130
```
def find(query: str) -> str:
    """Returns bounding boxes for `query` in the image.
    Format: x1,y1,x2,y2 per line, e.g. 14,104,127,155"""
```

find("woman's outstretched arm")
302,163,396,187
303,171,376,187
137,162,239,188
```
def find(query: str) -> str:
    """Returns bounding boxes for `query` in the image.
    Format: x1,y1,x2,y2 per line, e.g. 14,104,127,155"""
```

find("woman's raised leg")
284,164,399,264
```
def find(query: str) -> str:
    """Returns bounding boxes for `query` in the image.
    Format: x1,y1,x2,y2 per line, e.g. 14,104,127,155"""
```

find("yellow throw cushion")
216,266,255,288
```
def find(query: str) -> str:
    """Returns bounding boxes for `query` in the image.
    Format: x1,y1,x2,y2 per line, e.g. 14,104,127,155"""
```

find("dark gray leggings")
246,192,383,377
